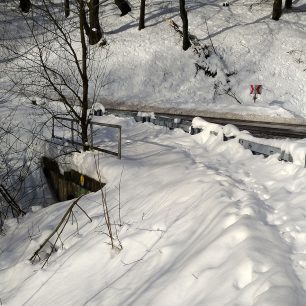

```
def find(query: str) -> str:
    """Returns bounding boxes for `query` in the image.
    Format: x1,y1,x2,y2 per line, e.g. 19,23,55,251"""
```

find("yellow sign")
80,175,85,187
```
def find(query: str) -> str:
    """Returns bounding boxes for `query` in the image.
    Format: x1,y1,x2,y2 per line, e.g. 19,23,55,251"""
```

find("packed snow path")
2,115,306,305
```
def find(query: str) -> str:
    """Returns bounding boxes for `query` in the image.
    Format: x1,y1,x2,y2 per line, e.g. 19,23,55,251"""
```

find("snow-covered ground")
2,1,306,305
100,0,306,118
1,0,306,119
2,113,306,305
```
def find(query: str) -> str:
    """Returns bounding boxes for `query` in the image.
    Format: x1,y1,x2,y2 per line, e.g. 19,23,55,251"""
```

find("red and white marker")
250,85,262,102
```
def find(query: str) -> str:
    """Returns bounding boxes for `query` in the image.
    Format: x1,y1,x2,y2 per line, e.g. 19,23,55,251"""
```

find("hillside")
1,1,306,305
99,0,306,118
1,0,306,118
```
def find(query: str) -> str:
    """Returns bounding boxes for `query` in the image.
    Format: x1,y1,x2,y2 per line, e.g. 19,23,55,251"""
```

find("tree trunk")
64,0,70,18
139,0,146,30
285,0,292,9
88,0,102,45
79,0,90,151
179,0,191,51
20,0,31,13
114,0,131,16
272,0,282,20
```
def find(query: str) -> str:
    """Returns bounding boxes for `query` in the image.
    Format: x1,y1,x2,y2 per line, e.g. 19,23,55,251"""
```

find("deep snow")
2,0,306,305
99,0,306,118
2,113,306,305
2,0,306,118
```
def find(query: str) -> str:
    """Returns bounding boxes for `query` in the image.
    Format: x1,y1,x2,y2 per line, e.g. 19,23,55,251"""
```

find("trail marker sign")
80,175,85,187
250,85,262,102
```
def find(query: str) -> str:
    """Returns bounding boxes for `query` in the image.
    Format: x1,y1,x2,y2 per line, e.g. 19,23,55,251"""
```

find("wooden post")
64,0,70,17
139,0,146,30
272,0,282,20
20,0,31,13
179,0,191,50
118,126,122,159
285,0,292,8
114,0,131,16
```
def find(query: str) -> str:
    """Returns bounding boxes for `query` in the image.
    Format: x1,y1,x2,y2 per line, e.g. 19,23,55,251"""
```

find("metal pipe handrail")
52,115,122,159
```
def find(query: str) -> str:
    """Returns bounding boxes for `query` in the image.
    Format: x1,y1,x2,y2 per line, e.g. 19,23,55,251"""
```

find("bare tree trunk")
272,0,282,20
139,0,146,30
88,0,102,45
20,0,31,13
79,0,90,151
114,0,131,16
285,0,292,8
179,0,191,51
64,0,70,18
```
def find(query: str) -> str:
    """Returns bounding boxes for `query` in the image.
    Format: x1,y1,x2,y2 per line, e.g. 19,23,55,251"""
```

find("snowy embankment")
2,115,306,305
2,0,306,120
100,0,306,119
192,116,306,166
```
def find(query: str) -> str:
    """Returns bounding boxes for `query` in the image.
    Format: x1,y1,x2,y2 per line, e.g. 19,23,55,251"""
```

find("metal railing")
52,115,122,159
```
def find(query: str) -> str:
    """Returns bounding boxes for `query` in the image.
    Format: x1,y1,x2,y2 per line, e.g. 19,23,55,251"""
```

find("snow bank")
2,115,306,305
2,0,306,119
192,116,306,167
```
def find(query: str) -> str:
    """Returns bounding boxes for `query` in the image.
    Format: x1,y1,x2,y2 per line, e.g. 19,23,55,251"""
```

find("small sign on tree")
250,85,262,102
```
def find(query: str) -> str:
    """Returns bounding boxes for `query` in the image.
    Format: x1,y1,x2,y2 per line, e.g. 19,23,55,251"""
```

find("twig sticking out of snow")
29,195,92,268
167,19,217,78
94,154,123,251
0,184,25,218
204,17,217,55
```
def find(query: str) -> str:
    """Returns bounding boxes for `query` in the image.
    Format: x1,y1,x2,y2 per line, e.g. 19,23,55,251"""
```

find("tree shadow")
288,3,306,12
201,14,272,41
105,1,218,34
105,20,138,35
